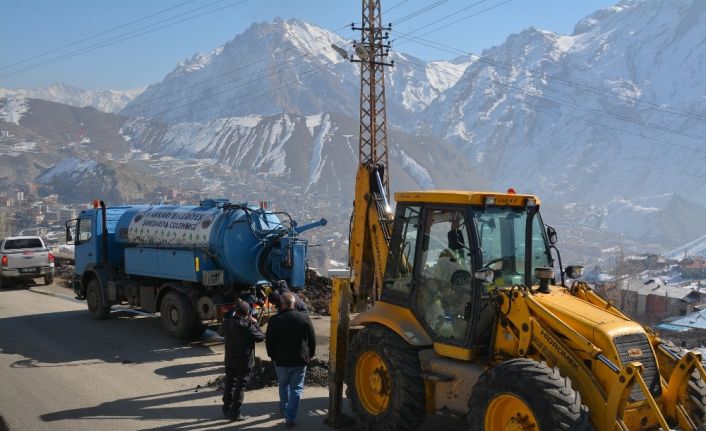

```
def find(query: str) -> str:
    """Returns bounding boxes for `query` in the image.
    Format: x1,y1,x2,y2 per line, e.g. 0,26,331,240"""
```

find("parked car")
0,236,55,288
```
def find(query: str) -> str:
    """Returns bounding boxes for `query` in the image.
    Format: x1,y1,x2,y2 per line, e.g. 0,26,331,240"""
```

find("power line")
0,0,201,72
122,24,352,117
0,0,248,80
393,30,706,124
24,25,355,142
394,0,492,36
392,31,706,123
391,0,452,25
396,55,706,156
383,0,410,14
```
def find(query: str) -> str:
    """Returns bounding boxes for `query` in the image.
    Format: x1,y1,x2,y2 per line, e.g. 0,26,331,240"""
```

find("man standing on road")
218,300,265,421
265,292,316,428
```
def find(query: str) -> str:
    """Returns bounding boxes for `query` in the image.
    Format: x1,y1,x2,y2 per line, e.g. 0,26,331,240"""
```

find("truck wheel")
44,274,54,285
468,358,593,431
86,279,110,320
160,291,197,339
346,324,425,431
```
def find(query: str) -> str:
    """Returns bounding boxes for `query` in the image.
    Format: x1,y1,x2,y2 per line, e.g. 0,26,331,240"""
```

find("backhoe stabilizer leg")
325,277,354,428
606,362,673,431
663,350,705,430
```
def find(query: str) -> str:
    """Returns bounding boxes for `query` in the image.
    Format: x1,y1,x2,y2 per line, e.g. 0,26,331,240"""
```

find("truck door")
74,214,97,276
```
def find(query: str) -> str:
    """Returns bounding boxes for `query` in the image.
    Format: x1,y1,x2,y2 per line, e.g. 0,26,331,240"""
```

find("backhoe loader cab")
338,190,706,431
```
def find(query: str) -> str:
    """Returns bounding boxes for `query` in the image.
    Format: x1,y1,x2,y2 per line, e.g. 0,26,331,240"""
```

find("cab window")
414,208,472,344
382,205,421,303
472,207,549,287
77,217,93,244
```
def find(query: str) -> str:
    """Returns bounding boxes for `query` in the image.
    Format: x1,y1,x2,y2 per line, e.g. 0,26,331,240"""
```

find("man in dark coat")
218,299,265,421
267,280,308,313
265,292,316,428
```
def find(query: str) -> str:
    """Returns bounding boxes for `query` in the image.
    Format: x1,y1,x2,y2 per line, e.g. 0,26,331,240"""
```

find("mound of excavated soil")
301,270,332,316
207,357,329,391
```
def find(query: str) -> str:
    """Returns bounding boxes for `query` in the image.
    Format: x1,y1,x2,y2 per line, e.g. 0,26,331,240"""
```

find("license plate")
19,267,38,274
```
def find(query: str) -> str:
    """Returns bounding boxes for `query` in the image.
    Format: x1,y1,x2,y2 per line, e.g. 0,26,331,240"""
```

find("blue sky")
1,0,617,90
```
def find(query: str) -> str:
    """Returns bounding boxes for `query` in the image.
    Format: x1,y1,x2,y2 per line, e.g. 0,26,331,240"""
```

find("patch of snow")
400,150,433,189
307,113,331,188
0,96,28,124
37,158,98,183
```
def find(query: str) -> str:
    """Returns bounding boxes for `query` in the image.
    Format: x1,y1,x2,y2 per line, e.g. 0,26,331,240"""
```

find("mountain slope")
423,0,706,208
120,111,487,201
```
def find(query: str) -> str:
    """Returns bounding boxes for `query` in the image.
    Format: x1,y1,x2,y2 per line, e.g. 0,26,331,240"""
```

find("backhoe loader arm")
348,164,392,311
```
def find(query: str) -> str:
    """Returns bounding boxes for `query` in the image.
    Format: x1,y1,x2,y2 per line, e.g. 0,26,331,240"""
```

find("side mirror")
474,268,495,284
546,225,558,245
565,265,584,279
65,221,75,245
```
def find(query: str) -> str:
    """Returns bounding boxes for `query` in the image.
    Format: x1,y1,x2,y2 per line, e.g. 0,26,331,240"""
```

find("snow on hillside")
0,83,145,113
37,158,98,183
668,234,706,259
0,96,28,124
122,18,471,124
423,0,706,212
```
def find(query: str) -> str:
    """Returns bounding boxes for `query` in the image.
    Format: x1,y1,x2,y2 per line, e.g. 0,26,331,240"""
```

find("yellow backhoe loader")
326,2,706,430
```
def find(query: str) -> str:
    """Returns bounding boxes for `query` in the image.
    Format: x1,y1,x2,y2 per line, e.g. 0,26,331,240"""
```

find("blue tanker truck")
67,199,326,339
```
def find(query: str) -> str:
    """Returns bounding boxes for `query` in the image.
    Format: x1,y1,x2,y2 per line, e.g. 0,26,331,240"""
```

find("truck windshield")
472,207,550,287
4,238,43,249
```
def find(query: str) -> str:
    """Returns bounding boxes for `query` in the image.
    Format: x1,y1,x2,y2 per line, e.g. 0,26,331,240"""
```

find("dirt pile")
301,270,333,315
207,357,329,391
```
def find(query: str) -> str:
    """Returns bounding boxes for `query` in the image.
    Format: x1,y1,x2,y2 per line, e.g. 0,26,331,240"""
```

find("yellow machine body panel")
395,190,540,207
351,301,432,346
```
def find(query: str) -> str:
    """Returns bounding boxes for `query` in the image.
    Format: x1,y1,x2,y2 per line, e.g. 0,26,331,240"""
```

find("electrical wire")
0,0,201,72
395,53,706,156
391,31,706,123
0,0,248,80
11,25,354,142
391,0,452,25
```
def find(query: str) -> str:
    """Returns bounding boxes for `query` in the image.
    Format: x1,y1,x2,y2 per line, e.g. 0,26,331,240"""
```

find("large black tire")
346,324,425,431
43,273,54,286
86,279,110,320
661,342,706,426
468,358,593,431
160,291,197,340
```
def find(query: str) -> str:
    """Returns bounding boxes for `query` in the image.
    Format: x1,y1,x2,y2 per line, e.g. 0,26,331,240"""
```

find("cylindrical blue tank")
111,199,315,288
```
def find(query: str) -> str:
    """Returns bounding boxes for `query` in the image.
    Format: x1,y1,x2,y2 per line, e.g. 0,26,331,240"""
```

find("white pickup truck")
0,236,55,288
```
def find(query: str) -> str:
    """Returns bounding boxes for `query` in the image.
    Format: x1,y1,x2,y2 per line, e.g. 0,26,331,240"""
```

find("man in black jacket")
218,300,265,421
265,292,316,428
267,280,308,313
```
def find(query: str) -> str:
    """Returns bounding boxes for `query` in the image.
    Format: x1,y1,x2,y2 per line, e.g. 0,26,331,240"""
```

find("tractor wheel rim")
356,350,390,415
485,394,539,431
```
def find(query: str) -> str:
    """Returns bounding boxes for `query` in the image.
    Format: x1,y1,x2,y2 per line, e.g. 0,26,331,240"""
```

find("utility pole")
351,0,394,196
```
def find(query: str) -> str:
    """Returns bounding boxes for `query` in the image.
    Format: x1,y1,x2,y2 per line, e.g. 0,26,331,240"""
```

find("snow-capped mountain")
121,18,469,124
0,83,144,113
423,0,706,209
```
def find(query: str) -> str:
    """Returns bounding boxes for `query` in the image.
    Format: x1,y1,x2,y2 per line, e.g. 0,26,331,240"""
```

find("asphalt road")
0,281,465,431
